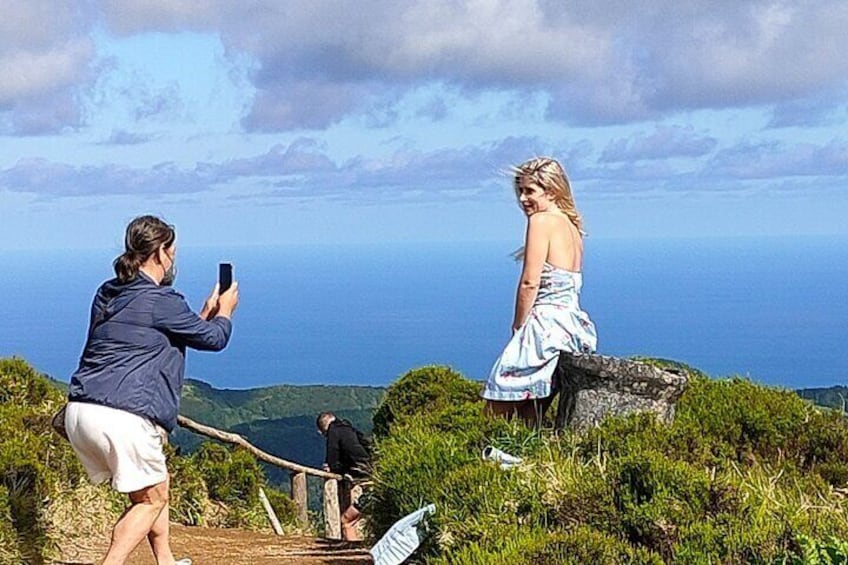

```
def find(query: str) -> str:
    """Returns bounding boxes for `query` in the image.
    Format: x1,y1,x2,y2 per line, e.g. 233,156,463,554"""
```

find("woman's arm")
512,214,549,332
153,290,233,351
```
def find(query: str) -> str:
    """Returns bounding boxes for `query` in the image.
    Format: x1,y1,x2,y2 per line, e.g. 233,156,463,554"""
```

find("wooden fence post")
323,478,341,539
291,472,309,531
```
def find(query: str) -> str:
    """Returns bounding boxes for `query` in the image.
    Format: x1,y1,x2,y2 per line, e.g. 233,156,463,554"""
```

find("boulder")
553,354,690,430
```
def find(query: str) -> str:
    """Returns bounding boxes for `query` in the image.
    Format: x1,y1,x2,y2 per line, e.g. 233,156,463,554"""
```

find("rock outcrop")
553,354,690,430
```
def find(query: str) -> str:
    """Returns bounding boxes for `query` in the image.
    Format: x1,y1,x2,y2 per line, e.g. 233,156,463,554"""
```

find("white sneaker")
175,559,192,565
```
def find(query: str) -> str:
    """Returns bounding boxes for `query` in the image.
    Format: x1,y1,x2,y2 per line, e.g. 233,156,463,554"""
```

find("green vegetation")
0,357,304,562
11,352,848,563
0,357,95,562
368,363,848,564
372,364,482,437
169,442,299,531
180,377,384,430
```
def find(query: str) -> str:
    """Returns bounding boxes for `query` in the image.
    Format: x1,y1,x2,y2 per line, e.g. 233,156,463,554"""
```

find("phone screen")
219,263,233,293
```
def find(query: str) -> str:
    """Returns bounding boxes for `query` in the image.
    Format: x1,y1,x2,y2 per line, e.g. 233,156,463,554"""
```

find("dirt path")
74,524,373,564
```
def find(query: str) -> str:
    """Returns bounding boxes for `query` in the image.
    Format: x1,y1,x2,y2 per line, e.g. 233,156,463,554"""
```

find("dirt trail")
65,524,372,564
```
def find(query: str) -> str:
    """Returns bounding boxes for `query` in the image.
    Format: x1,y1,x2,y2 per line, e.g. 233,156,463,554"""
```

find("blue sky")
1,1,847,250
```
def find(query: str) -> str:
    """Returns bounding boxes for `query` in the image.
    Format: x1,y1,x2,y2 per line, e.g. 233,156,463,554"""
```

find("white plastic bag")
369,503,436,565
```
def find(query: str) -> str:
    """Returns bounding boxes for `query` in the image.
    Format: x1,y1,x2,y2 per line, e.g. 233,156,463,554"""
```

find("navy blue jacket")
68,272,232,432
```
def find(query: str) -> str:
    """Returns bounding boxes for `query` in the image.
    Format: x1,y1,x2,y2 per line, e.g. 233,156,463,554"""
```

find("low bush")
0,484,18,563
369,361,848,563
0,358,92,562
172,440,299,531
372,365,481,437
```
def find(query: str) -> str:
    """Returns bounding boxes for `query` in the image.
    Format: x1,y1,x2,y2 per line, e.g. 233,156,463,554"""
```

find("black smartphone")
218,262,233,293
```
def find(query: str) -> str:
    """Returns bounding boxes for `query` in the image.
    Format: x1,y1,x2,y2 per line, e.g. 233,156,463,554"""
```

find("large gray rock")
553,354,690,430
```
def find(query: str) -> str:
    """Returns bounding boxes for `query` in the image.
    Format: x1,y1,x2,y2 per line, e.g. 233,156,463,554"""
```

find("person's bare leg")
484,400,520,420
147,501,177,564
102,480,169,565
145,474,177,565
341,506,363,541
517,400,535,428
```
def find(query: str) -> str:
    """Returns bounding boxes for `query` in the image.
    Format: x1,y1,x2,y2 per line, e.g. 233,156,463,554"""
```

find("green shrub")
613,450,713,559
788,535,848,564
673,376,813,466
262,486,301,531
370,363,848,564
368,415,482,543
0,357,91,562
797,410,848,486
192,442,263,506
435,526,663,565
372,365,481,437
168,447,210,526
0,484,20,563
190,442,298,530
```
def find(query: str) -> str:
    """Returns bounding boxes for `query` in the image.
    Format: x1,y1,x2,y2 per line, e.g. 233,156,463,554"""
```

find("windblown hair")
113,215,175,283
513,157,584,234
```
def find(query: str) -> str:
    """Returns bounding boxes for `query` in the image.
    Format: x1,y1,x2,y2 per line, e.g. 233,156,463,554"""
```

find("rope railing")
177,414,344,538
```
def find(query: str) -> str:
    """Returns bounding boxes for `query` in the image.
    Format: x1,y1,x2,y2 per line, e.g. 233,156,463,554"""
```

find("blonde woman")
483,157,597,427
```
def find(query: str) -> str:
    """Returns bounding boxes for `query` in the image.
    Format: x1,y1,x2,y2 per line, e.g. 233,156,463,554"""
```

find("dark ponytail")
113,215,176,283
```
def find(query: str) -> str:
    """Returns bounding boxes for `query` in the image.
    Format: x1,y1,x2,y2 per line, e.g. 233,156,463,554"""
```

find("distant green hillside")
180,378,385,429
173,378,384,483
797,385,848,412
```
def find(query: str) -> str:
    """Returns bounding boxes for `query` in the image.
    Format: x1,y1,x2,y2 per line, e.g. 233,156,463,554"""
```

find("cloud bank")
3,134,845,200
3,1,847,133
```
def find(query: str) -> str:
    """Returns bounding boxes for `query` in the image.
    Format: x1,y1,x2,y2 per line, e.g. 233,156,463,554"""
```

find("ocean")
1,236,845,390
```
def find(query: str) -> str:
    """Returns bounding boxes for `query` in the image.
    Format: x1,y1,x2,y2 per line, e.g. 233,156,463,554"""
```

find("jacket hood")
95,274,157,322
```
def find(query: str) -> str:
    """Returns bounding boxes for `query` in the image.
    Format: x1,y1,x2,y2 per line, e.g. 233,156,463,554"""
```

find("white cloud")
0,1,95,133
98,0,848,130
600,127,718,163
4,1,846,133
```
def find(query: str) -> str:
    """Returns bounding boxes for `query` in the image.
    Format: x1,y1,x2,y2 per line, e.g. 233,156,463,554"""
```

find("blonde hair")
513,157,584,234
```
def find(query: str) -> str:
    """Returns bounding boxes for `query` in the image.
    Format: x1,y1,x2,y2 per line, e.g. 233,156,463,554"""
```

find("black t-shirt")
325,419,371,478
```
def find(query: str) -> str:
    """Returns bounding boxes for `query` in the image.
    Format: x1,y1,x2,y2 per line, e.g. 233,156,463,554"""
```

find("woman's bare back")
540,211,583,272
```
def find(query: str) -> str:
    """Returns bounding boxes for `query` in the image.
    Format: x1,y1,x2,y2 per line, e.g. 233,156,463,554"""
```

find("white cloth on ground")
369,504,436,565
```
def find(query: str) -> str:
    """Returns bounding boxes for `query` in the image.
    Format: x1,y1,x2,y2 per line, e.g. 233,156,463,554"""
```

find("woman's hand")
200,283,221,320
216,281,240,319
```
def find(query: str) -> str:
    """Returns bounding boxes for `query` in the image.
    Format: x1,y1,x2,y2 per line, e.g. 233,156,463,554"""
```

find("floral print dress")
482,262,598,401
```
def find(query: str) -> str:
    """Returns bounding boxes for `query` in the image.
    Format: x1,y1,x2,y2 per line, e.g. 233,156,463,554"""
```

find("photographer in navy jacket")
66,215,238,565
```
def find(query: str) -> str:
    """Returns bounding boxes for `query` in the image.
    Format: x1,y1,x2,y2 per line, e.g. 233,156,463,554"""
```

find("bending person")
482,157,597,427
65,215,239,565
317,412,372,541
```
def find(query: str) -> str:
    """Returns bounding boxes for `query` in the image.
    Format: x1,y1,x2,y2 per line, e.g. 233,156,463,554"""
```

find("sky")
1,1,847,250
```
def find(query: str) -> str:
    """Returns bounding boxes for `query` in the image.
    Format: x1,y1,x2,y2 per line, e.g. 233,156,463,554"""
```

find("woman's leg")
146,475,178,565
518,396,555,429
484,400,520,419
102,479,169,565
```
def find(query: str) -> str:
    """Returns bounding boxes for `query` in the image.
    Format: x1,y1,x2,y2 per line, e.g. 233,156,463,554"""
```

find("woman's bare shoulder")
529,211,570,228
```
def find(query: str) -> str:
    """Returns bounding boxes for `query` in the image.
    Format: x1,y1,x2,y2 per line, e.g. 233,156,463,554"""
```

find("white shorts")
65,401,168,493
